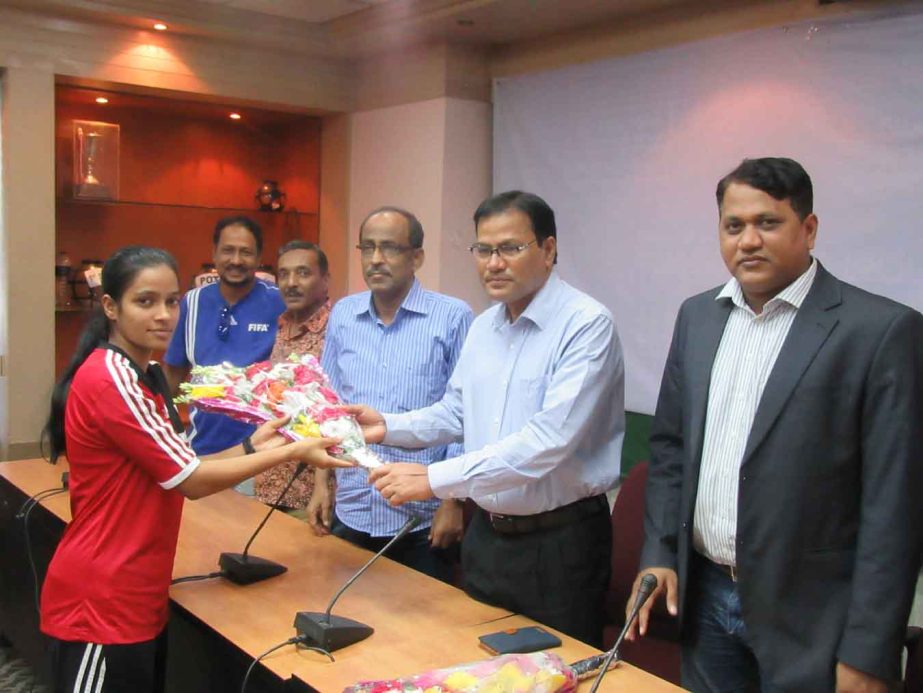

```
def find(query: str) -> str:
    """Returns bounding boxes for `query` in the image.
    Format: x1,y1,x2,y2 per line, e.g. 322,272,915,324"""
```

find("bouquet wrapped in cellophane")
343,652,578,693
176,354,382,469
342,649,619,693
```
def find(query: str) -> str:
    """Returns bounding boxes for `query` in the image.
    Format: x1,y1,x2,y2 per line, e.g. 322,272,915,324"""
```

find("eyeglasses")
217,305,231,341
468,239,538,261
355,242,416,259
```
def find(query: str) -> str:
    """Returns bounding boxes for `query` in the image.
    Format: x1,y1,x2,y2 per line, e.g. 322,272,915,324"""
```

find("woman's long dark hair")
44,246,179,463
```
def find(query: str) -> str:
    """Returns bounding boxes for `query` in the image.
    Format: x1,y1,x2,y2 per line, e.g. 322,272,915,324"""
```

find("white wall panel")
494,7,923,413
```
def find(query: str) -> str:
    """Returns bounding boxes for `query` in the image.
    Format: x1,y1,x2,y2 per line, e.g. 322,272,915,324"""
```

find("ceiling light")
229,113,242,120
153,22,168,31
95,97,109,104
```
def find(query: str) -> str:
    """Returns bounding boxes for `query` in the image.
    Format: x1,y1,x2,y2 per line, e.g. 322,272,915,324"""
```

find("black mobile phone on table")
478,626,562,655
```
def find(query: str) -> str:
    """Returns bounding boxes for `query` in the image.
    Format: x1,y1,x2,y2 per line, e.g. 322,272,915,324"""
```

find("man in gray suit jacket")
626,157,923,692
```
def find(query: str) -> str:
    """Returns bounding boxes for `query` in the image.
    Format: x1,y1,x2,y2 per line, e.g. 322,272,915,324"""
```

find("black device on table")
478,626,562,655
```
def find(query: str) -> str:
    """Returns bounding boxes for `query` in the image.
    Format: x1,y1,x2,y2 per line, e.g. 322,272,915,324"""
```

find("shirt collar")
717,258,818,313
356,278,428,319
278,300,331,335
492,270,560,330
98,342,183,433
218,277,264,310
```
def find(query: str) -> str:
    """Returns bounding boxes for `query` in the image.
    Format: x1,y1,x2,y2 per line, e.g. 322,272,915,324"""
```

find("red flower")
245,361,272,379
267,380,286,404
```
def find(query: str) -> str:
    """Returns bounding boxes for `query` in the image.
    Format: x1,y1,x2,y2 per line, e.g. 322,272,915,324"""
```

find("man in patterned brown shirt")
256,240,332,513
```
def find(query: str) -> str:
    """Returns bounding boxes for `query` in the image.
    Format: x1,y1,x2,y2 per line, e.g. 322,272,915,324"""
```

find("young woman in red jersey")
40,246,350,693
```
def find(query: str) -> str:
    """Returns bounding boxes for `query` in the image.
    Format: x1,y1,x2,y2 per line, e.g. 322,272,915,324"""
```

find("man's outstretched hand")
343,404,387,444
369,463,434,505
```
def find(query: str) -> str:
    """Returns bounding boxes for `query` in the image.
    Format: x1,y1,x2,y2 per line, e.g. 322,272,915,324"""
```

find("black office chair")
906,625,922,692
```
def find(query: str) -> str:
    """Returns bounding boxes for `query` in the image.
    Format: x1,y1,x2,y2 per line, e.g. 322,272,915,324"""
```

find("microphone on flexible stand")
572,573,659,692
294,515,422,652
219,462,308,585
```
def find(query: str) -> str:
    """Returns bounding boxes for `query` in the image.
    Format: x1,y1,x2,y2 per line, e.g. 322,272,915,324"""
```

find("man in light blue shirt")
311,207,473,583
364,191,625,646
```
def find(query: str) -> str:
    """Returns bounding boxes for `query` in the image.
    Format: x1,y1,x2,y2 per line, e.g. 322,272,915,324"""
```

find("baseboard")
3,441,43,461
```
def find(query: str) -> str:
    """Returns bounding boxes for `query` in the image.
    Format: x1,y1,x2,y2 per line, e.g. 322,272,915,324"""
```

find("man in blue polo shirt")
309,206,472,582
164,216,285,494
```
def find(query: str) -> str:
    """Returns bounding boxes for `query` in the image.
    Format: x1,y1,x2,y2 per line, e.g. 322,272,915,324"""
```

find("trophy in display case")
73,120,119,200
256,180,286,211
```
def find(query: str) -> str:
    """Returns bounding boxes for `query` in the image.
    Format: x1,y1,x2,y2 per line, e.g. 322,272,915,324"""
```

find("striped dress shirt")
693,259,818,566
321,280,472,536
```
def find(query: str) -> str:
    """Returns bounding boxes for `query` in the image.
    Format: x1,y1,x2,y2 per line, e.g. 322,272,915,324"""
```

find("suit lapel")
741,264,842,465
688,294,732,471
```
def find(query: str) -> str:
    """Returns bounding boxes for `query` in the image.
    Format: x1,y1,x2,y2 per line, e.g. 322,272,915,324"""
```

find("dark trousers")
49,630,167,693
331,517,456,584
460,502,612,648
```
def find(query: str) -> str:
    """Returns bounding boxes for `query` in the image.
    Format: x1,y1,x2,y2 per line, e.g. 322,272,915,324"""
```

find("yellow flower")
188,385,227,399
290,416,321,439
443,671,480,689
475,662,532,693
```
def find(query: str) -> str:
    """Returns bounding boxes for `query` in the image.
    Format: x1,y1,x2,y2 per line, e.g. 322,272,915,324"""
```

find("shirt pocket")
514,374,550,414
396,362,446,410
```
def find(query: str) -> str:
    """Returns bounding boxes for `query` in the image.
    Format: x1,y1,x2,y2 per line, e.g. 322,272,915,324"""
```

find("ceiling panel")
192,0,380,24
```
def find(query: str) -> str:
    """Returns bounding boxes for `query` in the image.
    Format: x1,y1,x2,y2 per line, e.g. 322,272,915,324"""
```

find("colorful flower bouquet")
342,652,578,693
176,354,382,469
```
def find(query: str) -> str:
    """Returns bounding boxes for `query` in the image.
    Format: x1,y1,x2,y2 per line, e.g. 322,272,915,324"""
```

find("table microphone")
294,515,422,652
219,462,308,585
586,572,659,693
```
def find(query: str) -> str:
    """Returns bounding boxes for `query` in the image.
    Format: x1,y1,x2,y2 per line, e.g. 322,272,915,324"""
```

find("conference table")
0,458,683,692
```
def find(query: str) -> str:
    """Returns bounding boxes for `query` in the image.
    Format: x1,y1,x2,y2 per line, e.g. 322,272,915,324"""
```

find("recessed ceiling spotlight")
153,22,168,31
229,113,242,120
95,97,109,104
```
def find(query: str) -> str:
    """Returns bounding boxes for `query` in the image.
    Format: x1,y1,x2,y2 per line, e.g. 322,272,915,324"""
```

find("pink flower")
317,386,341,404
292,365,323,385
311,405,349,423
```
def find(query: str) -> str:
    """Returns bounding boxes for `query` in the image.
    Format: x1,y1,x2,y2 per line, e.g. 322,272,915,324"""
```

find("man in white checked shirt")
628,158,923,693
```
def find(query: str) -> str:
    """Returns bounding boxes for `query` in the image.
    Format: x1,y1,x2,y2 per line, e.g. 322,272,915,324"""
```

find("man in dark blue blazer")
627,157,923,692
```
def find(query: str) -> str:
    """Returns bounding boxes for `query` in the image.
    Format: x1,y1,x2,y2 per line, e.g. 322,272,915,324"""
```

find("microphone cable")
17,473,70,614
171,571,226,585
240,635,333,693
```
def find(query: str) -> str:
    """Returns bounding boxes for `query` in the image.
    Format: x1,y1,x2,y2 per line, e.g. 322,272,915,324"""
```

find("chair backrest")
906,626,923,692
605,461,649,623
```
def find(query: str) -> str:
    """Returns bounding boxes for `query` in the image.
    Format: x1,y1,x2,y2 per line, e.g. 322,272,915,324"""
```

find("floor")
0,640,47,693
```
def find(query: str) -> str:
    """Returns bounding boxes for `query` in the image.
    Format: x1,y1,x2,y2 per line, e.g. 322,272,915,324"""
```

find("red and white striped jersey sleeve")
99,349,200,489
